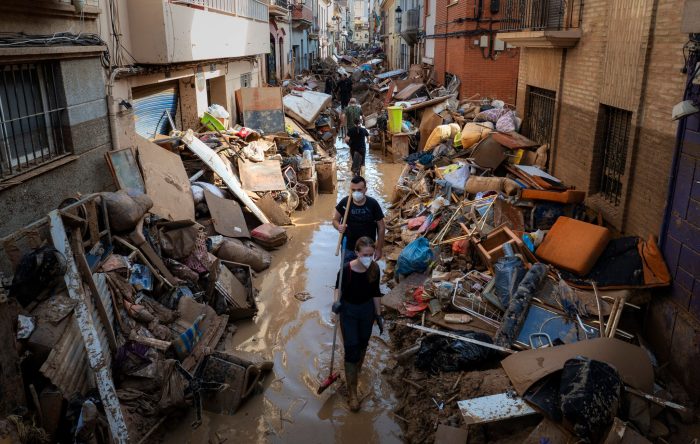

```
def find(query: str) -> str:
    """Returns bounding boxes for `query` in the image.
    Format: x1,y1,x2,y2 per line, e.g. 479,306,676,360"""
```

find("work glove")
375,314,385,335
332,301,343,314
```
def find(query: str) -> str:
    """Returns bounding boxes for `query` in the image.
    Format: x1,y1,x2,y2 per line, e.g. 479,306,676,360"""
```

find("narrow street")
164,142,404,443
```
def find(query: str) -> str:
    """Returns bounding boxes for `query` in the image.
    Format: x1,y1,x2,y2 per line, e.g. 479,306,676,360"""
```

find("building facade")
101,0,268,147
432,0,519,103
380,0,399,70
497,0,698,398
269,0,293,83
0,1,114,237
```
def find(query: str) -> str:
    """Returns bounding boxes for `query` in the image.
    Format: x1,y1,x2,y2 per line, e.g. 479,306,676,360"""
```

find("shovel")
318,238,347,394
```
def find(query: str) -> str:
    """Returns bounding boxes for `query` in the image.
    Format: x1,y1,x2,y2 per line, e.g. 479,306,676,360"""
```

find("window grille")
597,105,633,206
0,62,67,180
522,85,556,150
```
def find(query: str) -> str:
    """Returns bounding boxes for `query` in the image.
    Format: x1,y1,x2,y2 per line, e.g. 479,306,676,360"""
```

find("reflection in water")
163,140,404,443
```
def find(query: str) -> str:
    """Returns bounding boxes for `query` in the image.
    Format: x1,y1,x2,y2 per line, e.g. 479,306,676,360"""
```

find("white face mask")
352,191,364,202
359,256,373,268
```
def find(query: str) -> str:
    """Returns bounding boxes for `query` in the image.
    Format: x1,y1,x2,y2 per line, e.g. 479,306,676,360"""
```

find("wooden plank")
136,136,195,222
49,211,129,443
237,158,286,192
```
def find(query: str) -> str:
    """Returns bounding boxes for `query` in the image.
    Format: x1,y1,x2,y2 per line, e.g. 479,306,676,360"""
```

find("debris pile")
377,89,696,442
0,86,338,443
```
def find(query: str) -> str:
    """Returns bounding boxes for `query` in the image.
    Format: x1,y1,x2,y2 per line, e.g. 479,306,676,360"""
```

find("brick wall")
432,0,519,104
516,0,687,237
514,0,698,400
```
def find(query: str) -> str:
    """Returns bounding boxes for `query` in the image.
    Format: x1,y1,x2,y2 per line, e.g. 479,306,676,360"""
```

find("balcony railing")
271,0,288,9
292,4,313,22
499,0,582,32
173,0,268,21
403,8,420,32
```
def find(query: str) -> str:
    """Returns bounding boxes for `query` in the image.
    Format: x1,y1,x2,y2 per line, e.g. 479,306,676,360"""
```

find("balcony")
126,0,269,64
400,7,420,44
309,24,320,39
269,0,289,19
496,0,582,48
292,4,313,26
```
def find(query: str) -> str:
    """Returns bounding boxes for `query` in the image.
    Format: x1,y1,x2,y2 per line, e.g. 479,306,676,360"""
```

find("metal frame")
522,85,556,151
500,0,583,32
0,62,68,180
597,105,633,206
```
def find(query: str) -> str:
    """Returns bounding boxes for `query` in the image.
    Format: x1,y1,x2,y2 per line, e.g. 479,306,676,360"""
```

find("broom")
318,238,347,394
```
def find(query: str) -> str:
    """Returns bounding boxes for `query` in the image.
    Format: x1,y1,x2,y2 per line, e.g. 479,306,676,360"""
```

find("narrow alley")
164,142,405,443
1,1,700,444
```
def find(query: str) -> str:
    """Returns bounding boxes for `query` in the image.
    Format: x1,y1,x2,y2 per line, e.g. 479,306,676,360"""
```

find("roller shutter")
132,82,179,139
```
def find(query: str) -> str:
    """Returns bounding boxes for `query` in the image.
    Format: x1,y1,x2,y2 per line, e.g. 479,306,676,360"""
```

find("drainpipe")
106,67,142,151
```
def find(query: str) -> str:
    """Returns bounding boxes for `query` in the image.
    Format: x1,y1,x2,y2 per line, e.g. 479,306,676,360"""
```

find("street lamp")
395,5,402,32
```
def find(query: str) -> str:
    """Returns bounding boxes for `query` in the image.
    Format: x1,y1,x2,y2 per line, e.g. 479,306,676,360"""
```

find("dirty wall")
0,57,114,240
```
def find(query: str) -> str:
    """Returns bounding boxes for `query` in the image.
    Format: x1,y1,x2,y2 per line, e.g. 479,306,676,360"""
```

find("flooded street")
165,141,404,443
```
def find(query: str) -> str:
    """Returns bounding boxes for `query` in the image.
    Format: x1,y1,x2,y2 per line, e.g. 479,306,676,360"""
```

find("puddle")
163,139,404,443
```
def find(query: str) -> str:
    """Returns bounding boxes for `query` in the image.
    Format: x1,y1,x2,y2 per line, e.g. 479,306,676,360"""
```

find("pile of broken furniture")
0,87,338,443
379,100,692,443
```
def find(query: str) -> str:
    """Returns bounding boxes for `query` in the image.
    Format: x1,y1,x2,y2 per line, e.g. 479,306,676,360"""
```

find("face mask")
352,191,364,202
359,256,373,268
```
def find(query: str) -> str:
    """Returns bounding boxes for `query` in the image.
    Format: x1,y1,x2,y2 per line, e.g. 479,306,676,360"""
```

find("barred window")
0,62,67,181
241,72,251,88
595,105,633,206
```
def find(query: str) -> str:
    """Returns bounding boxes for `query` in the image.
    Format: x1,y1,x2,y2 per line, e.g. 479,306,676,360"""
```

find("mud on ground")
383,321,539,443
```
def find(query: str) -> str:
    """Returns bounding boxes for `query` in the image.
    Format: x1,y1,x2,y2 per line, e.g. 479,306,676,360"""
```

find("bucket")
387,106,403,133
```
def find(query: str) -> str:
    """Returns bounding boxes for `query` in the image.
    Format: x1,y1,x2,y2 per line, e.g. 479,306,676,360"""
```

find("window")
0,62,67,180
241,72,252,88
594,105,633,206
522,85,556,152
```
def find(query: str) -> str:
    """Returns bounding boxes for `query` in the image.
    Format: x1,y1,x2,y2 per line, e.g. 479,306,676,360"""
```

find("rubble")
370,68,695,443
0,83,340,442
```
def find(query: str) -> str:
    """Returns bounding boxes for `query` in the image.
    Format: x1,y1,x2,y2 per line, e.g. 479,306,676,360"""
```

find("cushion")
536,217,611,276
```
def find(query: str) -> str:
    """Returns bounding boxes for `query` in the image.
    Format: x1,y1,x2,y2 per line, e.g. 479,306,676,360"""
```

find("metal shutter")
132,82,179,139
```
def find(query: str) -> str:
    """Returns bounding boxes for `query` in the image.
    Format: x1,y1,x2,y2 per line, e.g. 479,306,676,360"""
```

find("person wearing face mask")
331,236,384,412
333,175,385,263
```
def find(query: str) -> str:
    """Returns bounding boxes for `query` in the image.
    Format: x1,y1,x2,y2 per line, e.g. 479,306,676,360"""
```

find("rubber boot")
345,362,360,412
357,347,368,374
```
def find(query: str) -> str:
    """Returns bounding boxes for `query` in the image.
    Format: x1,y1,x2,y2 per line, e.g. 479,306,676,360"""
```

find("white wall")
125,0,269,64
424,0,435,62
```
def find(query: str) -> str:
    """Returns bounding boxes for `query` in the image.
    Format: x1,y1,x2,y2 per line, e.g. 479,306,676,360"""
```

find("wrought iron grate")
522,85,556,150
0,62,67,180
598,105,633,206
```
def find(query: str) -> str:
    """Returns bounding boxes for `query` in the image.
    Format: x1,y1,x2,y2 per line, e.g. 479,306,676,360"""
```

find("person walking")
338,74,353,109
345,118,369,177
333,175,385,263
331,236,384,412
343,98,362,131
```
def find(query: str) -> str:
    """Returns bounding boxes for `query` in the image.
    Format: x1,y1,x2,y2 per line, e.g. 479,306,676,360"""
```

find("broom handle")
335,195,352,256
330,239,346,375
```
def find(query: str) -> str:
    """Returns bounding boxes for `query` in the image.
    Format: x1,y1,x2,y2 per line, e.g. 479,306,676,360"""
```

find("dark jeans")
339,299,375,363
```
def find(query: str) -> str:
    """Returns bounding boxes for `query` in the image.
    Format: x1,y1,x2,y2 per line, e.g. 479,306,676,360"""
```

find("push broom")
318,209,351,394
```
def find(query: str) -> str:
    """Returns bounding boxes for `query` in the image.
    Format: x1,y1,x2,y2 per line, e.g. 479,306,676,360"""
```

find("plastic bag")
560,358,621,442
396,237,434,276
415,331,500,374
207,104,230,119
443,163,470,192
493,256,526,309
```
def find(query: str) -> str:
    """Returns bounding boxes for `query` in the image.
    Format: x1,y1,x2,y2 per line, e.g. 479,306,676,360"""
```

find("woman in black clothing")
332,236,384,412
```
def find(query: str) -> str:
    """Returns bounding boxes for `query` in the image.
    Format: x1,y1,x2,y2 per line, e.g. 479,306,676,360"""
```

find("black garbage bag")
560,357,622,443
415,331,501,374
10,245,66,307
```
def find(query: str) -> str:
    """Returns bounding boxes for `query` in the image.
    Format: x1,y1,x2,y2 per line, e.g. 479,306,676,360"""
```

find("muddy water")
165,141,404,443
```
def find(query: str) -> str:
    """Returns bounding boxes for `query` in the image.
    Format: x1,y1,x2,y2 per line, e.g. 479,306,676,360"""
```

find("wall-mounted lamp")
395,5,402,31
